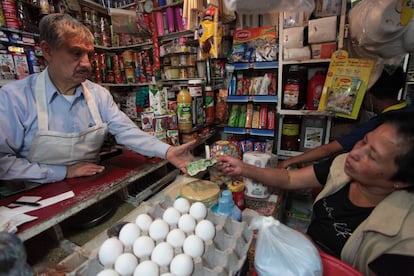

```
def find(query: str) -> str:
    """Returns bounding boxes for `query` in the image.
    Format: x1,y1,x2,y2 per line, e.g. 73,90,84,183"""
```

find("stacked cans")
1,0,20,29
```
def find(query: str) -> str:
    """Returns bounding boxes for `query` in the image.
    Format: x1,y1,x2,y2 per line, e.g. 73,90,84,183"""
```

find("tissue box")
308,16,338,44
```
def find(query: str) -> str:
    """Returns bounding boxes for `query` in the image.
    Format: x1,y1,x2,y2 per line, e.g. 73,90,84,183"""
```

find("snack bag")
198,4,222,59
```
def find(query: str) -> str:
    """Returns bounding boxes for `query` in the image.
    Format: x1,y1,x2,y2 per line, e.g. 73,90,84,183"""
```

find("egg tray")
68,197,253,276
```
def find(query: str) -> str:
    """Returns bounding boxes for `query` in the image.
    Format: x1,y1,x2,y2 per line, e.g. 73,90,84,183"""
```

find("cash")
186,158,218,176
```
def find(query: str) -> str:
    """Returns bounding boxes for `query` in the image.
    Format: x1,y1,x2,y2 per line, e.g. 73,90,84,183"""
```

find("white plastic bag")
250,216,322,276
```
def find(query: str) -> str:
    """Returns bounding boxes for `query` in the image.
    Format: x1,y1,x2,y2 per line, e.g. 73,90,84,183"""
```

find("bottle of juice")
177,86,193,132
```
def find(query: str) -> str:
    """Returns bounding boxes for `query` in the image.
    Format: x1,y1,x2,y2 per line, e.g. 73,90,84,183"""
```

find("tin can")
122,50,134,68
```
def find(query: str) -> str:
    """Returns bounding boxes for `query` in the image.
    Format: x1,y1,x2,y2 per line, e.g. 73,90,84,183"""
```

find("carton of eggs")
84,197,252,276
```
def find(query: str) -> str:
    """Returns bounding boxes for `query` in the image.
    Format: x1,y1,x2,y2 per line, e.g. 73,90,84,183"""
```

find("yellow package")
318,50,374,119
199,5,222,59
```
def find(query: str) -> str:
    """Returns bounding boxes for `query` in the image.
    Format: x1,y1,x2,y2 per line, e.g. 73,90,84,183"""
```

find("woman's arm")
216,155,322,190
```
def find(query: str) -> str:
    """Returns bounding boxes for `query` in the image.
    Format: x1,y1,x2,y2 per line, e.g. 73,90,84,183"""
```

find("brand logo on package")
235,30,252,39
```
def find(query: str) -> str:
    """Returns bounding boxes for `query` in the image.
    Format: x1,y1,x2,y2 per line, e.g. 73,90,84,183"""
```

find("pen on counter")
11,201,41,207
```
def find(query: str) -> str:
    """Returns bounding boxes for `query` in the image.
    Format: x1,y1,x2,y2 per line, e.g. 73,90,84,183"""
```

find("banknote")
186,158,218,176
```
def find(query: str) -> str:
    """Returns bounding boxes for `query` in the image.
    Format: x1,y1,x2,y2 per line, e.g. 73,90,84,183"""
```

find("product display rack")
276,0,347,158
224,61,279,141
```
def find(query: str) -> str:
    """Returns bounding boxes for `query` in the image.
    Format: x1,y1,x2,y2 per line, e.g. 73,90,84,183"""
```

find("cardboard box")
308,16,338,44
12,53,29,80
311,42,337,59
282,26,305,49
0,54,16,80
231,26,278,62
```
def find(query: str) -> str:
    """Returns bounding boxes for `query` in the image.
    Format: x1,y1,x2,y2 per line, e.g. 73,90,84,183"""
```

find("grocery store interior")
0,0,413,275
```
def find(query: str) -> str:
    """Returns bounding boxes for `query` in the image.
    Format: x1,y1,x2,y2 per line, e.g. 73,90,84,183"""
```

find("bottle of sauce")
306,71,326,110
281,116,301,151
282,65,305,109
205,85,215,124
177,86,193,132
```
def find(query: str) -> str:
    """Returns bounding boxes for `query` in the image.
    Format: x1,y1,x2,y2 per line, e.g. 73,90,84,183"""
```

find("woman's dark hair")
0,232,32,276
383,111,414,187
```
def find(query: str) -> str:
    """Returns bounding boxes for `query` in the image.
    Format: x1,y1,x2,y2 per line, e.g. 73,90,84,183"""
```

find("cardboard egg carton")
68,198,253,275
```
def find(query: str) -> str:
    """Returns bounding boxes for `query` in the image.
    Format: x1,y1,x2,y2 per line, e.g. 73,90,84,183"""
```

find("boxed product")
0,54,16,80
282,26,305,49
311,42,337,59
12,53,29,80
231,26,278,63
308,16,338,44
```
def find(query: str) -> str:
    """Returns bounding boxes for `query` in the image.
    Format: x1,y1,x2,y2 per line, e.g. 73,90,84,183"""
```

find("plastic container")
306,70,326,110
299,116,327,152
177,87,193,132
212,190,242,222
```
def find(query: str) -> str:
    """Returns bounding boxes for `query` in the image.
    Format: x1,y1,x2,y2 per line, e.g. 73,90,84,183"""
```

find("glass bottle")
282,65,305,109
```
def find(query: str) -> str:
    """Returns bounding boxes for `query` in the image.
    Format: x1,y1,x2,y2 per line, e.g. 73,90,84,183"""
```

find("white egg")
183,235,204,258
178,214,196,234
189,202,207,221
170,254,194,276
114,253,138,276
151,242,174,267
133,235,155,258
173,197,190,214
134,260,159,276
98,237,124,267
161,274,174,276
135,213,153,232
119,223,141,247
195,219,216,241
97,269,120,276
162,207,181,225
166,228,186,248
149,219,169,241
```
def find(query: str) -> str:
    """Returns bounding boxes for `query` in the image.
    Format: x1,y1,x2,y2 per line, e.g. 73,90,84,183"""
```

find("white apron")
28,70,108,165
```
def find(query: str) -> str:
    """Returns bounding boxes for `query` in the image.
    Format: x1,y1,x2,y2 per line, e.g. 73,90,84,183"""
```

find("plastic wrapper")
348,0,414,59
224,0,315,15
198,5,222,59
250,216,323,276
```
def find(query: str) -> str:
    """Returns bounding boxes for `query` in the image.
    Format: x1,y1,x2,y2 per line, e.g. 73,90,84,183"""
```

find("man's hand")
66,162,105,179
166,140,197,174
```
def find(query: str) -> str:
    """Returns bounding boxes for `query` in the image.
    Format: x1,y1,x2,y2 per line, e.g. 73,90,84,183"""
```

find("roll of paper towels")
242,152,277,198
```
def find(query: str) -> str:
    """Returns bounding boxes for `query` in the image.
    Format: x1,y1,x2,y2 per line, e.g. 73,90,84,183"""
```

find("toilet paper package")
242,152,277,198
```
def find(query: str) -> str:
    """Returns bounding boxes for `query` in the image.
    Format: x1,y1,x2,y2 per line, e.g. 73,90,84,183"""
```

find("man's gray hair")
39,13,94,49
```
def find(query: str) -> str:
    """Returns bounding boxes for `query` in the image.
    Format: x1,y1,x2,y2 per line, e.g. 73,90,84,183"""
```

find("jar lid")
188,79,203,85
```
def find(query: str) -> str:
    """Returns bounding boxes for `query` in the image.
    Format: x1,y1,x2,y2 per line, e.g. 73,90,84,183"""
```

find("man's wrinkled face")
46,36,94,85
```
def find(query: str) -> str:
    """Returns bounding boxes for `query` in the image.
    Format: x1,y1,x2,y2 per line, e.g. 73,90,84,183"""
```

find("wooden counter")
0,150,178,242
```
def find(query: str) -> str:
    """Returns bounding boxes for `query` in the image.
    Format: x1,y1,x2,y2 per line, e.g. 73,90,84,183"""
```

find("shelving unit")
223,61,278,148
275,0,347,158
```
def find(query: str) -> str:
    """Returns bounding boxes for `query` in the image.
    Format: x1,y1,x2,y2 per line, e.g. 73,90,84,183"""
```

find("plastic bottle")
177,86,193,132
213,190,242,222
282,65,305,109
205,86,215,124
306,71,326,110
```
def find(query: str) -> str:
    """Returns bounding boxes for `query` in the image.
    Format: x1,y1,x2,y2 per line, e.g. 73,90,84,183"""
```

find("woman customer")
216,111,414,275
